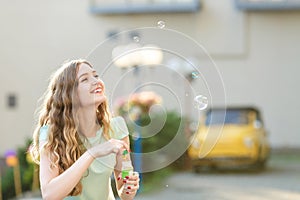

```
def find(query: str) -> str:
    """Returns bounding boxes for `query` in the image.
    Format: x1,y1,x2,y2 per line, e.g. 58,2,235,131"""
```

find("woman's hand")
88,139,129,158
118,172,140,200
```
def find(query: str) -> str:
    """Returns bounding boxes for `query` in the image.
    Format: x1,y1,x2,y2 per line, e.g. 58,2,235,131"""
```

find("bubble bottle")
121,150,133,179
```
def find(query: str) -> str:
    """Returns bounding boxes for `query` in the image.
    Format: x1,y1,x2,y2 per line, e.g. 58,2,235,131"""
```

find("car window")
205,109,249,125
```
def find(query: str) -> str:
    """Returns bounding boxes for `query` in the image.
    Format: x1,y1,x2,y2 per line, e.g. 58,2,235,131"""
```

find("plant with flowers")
114,91,162,120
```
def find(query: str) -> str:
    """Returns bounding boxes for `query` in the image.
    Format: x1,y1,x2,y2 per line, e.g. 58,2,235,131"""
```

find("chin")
95,96,106,105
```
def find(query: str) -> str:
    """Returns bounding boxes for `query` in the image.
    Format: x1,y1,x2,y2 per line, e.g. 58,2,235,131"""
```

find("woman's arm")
40,139,129,200
39,143,94,200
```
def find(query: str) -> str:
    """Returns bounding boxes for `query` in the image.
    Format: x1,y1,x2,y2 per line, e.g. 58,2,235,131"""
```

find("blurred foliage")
112,110,191,195
1,139,37,199
125,111,191,194
127,111,189,170
114,91,191,194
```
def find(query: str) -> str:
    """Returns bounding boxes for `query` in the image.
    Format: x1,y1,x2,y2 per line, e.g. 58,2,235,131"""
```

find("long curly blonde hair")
31,59,111,196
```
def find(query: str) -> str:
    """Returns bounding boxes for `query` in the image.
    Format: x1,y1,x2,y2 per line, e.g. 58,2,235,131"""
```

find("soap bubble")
157,21,166,29
194,95,208,110
191,71,199,79
133,36,140,43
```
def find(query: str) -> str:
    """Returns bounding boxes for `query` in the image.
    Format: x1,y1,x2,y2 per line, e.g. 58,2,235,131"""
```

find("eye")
81,78,88,82
94,74,99,78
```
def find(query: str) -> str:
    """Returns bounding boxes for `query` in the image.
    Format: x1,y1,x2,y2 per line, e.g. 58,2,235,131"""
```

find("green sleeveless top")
39,117,129,200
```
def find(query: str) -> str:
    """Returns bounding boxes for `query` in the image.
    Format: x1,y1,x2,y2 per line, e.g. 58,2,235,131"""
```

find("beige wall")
0,0,299,154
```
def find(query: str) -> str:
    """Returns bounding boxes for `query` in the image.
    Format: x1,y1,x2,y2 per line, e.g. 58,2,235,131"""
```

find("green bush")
1,139,36,199
123,111,191,193
127,111,189,170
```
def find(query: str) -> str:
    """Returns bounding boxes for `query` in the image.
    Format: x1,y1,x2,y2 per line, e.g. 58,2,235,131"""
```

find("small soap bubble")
133,36,140,43
185,93,189,97
191,71,199,79
157,21,166,29
194,95,208,110
166,184,169,188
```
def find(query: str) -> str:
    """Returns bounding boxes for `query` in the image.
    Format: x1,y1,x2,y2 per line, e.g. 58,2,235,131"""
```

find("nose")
92,80,98,85
92,79,104,88
92,76,100,85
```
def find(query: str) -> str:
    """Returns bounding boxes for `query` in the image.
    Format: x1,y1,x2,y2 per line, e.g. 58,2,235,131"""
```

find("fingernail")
127,186,131,189
123,180,127,183
125,176,129,179
126,192,129,194
117,177,121,181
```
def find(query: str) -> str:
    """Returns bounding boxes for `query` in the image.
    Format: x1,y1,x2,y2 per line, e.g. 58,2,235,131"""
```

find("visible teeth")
94,89,102,93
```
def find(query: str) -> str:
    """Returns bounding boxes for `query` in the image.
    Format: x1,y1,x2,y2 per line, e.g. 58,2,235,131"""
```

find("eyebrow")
78,70,97,79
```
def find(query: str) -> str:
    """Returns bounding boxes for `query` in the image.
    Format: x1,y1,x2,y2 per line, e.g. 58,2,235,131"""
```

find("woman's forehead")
77,63,95,77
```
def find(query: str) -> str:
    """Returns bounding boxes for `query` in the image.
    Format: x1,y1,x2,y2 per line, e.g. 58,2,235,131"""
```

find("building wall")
0,0,299,154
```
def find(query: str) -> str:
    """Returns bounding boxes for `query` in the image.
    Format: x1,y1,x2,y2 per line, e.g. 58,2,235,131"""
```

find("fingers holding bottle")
88,138,130,158
119,172,139,200
123,172,140,195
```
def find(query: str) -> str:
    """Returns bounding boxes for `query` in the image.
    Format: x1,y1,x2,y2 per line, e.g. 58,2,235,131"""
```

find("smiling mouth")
91,87,103,94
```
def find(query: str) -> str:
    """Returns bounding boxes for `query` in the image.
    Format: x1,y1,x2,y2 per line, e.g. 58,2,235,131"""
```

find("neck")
77,106,99,138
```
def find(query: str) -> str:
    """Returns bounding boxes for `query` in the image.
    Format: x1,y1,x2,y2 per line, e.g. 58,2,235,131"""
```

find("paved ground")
135,153,300,200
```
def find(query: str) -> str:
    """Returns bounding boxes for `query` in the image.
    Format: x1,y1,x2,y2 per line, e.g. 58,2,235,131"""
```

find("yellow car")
188,106,270,171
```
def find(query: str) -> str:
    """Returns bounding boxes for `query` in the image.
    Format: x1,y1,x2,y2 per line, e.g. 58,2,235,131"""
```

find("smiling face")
76,63,106,108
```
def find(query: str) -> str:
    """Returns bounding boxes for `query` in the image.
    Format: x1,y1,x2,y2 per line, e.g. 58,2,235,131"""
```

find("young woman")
31,59,139,200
